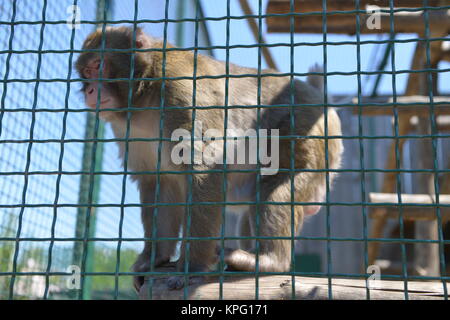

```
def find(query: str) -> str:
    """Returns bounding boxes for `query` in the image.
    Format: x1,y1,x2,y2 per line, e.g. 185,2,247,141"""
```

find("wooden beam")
266,1,450,34
139,273,449,300
238,0,278,70
350,96,450,116
370,192,450,205
368,192,450,221
333,94,450,102
369,207,450,221
267,0,446,12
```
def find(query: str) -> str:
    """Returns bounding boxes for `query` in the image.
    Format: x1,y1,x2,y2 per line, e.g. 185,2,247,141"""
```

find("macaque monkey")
75,26,343,291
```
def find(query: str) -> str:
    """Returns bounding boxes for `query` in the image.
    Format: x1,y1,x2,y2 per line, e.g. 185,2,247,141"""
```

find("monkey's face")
79,56,123,121
76,27,150,121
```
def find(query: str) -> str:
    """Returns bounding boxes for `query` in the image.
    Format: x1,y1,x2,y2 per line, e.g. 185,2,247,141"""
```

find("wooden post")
366,31,448,270
367,118,412,266
369,193,450,221
413,117,440,276
409,23,448,276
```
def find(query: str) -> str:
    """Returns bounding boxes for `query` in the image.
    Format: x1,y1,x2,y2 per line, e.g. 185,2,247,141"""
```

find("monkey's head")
75,26,154,121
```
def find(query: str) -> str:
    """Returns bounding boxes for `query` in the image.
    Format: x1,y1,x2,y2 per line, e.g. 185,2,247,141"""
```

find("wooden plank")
350,96,450,116
267,0,446,11
139,274,449,300
369,207,450,221
266,1,449,34
368,192,450,221
369,192,450,204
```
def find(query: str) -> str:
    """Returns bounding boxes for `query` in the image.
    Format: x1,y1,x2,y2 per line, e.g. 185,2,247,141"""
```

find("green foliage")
0,211,17,299
0,209,139,299
90,246,138,299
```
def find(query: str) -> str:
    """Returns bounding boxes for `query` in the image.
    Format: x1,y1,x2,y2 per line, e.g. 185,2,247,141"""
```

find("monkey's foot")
131,256,173,292
167,275,205,290
221,248,266,272
133,275,145,292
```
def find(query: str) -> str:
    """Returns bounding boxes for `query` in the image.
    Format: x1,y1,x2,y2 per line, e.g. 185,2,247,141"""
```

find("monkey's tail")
223,248,290,273
306,63,324,93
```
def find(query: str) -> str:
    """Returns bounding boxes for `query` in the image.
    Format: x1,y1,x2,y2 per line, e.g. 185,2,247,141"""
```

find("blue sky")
201,0,449,95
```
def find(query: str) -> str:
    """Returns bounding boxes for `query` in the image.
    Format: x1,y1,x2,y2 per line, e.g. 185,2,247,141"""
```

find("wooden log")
368,192,450,221
267,0,446,12
139,272,449,300
350,96,450,116
334,94,450,102
266,1,450,34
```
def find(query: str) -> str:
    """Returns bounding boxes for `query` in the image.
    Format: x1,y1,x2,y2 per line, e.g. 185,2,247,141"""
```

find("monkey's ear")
135,28,152,49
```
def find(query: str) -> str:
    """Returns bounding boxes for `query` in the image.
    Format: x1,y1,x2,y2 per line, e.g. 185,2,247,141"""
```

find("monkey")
75,26,343,291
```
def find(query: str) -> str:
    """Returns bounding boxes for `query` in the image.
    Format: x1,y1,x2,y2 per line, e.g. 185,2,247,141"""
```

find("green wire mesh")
0,0,449,300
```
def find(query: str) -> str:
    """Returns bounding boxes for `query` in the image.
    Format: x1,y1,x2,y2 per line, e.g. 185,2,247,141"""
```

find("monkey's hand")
131,251,171,292
167,263,212,290
167,275,206,290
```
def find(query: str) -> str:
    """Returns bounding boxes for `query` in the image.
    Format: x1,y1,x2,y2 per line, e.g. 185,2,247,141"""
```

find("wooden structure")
369,193,450,221
351,96,450,116
266,0,450,34
266,0,450,277
139,270,449,300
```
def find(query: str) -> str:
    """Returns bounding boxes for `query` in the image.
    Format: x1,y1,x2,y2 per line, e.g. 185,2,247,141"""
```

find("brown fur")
75,26,343,290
